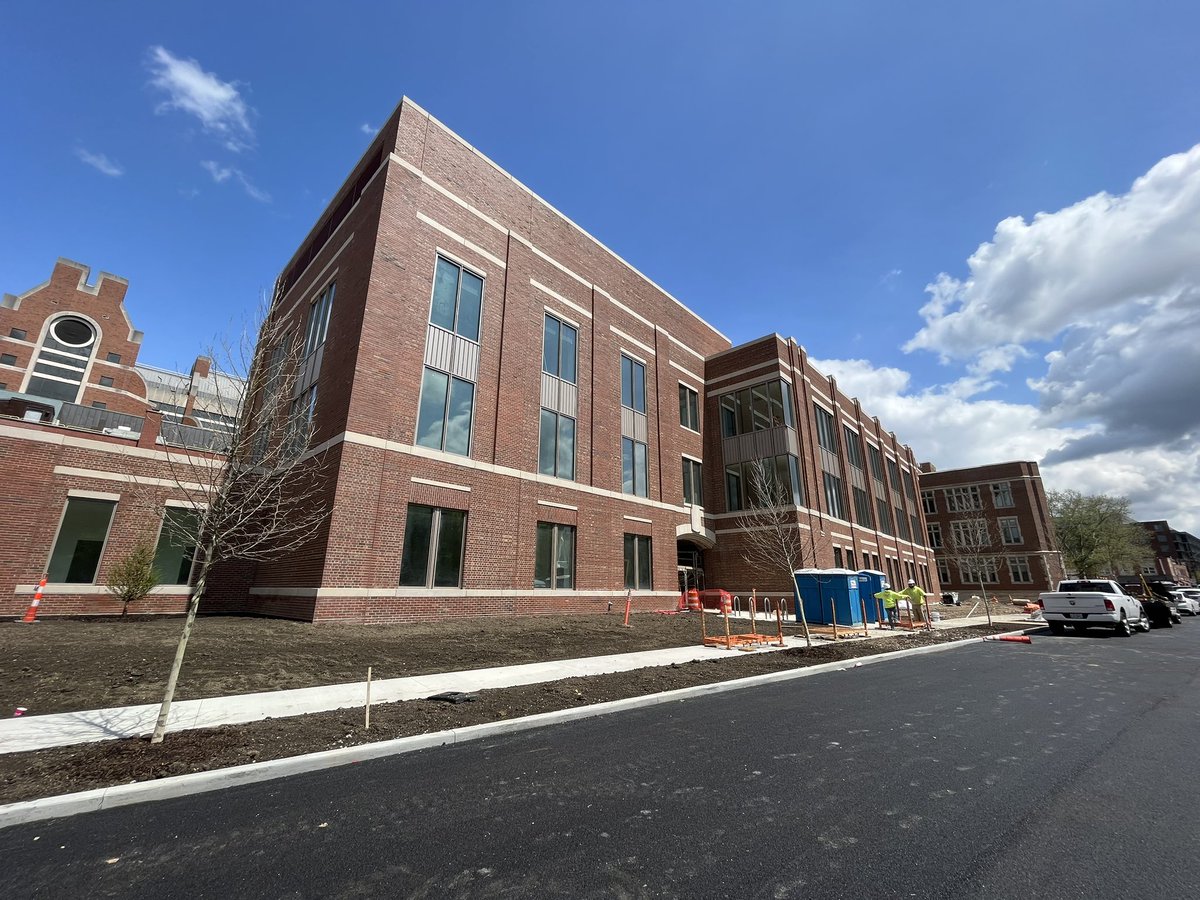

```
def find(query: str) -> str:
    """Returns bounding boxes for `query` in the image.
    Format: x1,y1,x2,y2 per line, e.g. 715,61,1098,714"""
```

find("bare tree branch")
733,459,834,648
941,508,1000,625
151,292,331,743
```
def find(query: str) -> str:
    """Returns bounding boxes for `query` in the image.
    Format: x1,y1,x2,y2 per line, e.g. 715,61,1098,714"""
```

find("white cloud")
907,143,1200,358
147,46,255,151
200,160,270,203
74,147,124,177
360,123,379,135
900,141,1200,472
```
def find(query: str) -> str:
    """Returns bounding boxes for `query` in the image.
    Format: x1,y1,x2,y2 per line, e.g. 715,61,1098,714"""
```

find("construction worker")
874,588,900,628
905,579,927,624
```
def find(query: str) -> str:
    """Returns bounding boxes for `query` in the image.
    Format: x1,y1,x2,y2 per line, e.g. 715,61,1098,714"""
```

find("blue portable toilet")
793,568,864,626
857,570,888,622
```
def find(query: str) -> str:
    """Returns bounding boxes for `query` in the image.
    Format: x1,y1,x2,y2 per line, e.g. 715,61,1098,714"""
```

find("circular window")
51,316,96,347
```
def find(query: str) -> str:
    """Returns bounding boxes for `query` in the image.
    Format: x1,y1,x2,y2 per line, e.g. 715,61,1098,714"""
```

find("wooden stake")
623,589,632,627
860,598,869,637
365,666,372,730
723,604,732,650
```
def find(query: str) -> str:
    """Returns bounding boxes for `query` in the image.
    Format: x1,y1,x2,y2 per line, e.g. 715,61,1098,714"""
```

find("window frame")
542,312,578,384
678,383,700,432
429,256,484,342
538,408,576,480
999,516,1023,545
623,533,653,590
399,504,468,588
46,495,117,584
534,522,576,589
621,354,647,414
682,456,703,506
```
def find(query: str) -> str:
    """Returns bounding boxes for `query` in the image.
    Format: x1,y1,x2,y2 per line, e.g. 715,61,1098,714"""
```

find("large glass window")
399,504,467,587
902,470,916,500
682,458,703,506
622,437,649,497
944,485,982,512
814,405,839,454
823,472,848,520
153,507,199,585
26,315,98,403
992,482,1015,508
867,444,885,483
679,384,699,431
430,257,483,341
922,490,937,515
538,410,576,479
725,455,802,511
534,522,575,588
621,355,646,413
927,522,943,548
999,516,1023,545
718,380,793,438
886,458,901,492
303,283,335,357
843,426,864,469
415,368,474,456
623,534,652,590
896,508,911,541
542,314,577,384
1008,556,1033,583
876,497,894,535
47,497,116,583
852,486,873,526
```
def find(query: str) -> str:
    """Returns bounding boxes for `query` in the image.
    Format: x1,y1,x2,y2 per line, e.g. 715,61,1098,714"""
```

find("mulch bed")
0,623,1021,805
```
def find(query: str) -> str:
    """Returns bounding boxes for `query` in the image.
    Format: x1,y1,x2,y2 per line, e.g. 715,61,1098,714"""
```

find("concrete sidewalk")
0,614,1033,755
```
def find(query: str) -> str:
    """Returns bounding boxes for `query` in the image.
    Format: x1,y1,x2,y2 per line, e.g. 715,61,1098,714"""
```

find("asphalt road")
4,624,1200,899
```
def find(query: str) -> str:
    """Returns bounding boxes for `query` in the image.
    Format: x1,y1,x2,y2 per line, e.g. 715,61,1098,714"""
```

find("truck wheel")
1136,608,1151,632
1115,613,1132,637
1048,622,1066,636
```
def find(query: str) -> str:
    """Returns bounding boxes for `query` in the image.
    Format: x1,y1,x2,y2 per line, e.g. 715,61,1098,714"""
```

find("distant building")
918,460,1064,599
0,259,240,618
1132,521,1198,585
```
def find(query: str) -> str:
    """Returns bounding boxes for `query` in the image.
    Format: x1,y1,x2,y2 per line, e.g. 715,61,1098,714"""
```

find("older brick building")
195,97,939,623
919,460,1064,600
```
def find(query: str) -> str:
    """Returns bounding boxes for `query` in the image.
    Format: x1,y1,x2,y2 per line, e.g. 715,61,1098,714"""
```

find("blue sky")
3,2,1199,532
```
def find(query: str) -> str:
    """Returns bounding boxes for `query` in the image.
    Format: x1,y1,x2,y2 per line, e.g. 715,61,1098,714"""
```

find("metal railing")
57,402,144,436
159,420,231,452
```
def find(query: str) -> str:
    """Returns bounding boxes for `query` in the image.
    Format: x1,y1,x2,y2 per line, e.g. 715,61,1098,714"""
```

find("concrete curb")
0,627,1031,830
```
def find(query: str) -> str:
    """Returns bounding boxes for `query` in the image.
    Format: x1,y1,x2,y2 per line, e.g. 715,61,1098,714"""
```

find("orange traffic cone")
21,576,47,624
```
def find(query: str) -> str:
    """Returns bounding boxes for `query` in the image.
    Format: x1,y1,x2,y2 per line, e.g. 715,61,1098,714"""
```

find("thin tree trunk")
980,578,993,625
151,566,208,744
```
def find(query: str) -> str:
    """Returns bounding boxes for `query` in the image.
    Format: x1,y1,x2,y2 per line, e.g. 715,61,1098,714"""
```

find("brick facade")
919,460,1064,599
2,98,940,624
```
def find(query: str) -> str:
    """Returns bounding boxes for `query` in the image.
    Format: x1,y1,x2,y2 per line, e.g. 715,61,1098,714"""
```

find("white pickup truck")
1038,579,1149,637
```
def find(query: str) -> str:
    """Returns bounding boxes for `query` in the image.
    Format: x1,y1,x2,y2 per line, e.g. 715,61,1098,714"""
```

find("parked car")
1172,590,1200,616
1038,579,1149,636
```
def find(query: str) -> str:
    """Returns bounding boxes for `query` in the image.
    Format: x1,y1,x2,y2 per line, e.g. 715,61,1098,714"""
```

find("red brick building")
0,260,238,618
3,100,940,624
919,460,1064,600
196,97,938,623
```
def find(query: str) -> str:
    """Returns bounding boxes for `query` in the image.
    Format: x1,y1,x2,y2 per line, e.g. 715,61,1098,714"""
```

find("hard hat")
907,579,916,586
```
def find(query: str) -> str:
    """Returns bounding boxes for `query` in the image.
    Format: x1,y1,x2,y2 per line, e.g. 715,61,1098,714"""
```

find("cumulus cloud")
200,160,270,203
901,141,1200,467
74,147,124,177
360,123,379,135
147,46,255,151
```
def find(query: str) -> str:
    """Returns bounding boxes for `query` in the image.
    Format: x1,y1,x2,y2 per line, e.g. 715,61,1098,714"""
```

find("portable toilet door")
858,570,887,623
794,569,864,625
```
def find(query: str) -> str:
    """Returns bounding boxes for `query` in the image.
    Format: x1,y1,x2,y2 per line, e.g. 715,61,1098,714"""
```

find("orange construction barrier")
686,588,701,611
984,634,1032,644
21,575,47,624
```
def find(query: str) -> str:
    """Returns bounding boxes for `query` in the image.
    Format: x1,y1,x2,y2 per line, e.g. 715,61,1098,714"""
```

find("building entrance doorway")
677,541,706,595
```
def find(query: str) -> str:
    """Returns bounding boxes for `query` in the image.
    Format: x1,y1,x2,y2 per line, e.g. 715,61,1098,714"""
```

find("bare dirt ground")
0,618,1021,805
